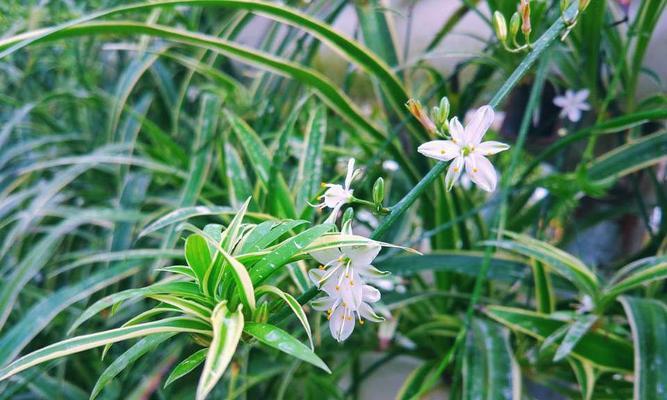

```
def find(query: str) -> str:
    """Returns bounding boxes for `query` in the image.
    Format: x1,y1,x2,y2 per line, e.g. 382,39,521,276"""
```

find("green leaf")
185,234,212,288
295,105,326,212
250,223,334,285
619,296,667,400
243,322,329,373
0,317,210,381
69,281,205,334
196,302,244,400
396,362,436,400
165,348,207,388
215,248,256,313
484,306,632,371
220,197,250,253
485,231,599,297
603,257,667,303
256,285,313,350
90,333,175,400
240,220,307,254
567,358,596,400
224,144,253,209
0,262,139,366
554,315,598,362
588,131,667,182
462,318,521,400
532,259,555,313
376,250,529,283
139,206,234,238
182,224,256,313
149,294,212,320
225,111,296,219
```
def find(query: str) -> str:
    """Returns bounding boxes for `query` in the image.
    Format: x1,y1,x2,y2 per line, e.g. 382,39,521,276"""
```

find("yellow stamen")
473,168,478,173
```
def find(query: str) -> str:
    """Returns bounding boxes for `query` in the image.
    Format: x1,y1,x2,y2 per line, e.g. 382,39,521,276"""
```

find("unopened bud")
406,98,437,135
493,11,508,43
510,12,521,39
372,177,385,206
520,0,531,36
432,97,450,133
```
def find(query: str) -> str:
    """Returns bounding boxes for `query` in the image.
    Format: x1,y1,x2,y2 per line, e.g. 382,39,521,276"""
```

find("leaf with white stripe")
620,296,667,400
0,317,210,381
196,302,244,400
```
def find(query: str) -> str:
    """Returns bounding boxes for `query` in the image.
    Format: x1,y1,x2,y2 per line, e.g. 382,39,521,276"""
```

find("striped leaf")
0,317,210,381
619,296,667,400
165,348,208,388
256,285,313,349
485,306,632,371
196,302,244,400
485,232,599,297
462,318,521,400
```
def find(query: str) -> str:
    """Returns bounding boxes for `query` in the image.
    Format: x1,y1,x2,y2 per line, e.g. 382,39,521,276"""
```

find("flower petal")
310,247,342,265
344,158,356,189
567,108,582,122
575,89,590,102
465,154,497,192
449,117,465,144
445,157,464,191
358,302,385,323
553,95,568,107
417,140,459,161
311,296,335,311
476,141,510,156
465,105,494,145
362,285,381,303
357,264,390,278
330,306,355,342
345,245,381,268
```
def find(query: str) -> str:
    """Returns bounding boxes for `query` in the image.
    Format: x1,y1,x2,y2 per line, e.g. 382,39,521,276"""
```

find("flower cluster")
308,227,387,342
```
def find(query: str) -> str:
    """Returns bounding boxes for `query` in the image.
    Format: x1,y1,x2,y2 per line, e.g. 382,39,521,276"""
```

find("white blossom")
313,158,359,223
553,89,590,122
418,105,510,192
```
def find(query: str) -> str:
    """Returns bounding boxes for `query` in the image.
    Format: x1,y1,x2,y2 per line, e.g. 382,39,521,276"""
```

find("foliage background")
0,0,666,399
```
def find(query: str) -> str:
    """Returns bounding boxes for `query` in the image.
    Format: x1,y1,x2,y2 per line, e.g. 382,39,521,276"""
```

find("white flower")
307,233,389,342
308,244,387,310
311,284,384,342
417,105,510,192
553,89,590,122
314,158,358,223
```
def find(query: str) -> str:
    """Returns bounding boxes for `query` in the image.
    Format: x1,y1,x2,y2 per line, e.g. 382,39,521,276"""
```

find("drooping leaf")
165,348,208,388
196,302,244,400
243,322,329,373
0,318,211,381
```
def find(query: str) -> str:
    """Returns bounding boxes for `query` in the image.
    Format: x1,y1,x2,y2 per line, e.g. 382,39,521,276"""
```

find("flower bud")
342,207,354,226
519,0,531,37
493,11,508,43
509,12,521,39
432,96,450,133
406,98,437,135
372,177,385,206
